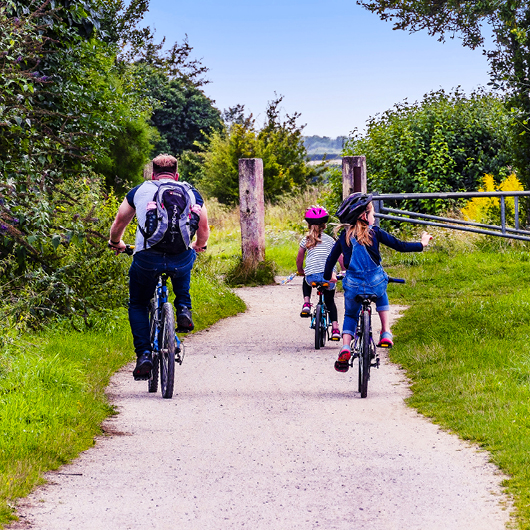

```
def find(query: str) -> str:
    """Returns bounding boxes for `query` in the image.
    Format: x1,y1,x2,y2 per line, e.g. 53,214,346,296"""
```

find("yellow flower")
461,173,523,223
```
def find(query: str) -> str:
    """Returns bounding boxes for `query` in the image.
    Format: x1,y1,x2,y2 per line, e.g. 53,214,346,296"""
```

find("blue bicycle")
124,246,183,399
350,277,405,398
147,273,184,399
309,280,341,350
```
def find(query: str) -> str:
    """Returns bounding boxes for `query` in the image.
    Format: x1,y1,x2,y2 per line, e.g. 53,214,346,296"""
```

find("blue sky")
142,0,491,137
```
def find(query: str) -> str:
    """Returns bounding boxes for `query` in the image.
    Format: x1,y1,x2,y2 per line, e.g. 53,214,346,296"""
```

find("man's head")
152,154,178,180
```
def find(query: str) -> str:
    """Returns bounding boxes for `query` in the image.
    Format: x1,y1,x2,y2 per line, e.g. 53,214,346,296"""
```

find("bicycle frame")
152,274,182,365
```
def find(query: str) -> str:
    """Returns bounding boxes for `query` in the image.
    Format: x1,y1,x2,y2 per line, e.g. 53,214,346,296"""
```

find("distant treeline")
303,135,346,155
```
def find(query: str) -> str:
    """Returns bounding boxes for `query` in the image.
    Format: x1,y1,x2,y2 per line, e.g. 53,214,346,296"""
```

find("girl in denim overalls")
323,193,432,373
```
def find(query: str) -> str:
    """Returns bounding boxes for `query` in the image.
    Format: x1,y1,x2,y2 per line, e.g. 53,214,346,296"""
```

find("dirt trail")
11,277,511,529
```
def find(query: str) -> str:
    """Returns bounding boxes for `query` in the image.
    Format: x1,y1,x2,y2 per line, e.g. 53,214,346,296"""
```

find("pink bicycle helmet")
304,206,329,225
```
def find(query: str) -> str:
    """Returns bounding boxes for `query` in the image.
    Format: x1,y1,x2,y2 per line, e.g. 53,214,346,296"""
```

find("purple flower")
0,224,8,232
16,56,22,63
31,71,39,77
39,76,50,82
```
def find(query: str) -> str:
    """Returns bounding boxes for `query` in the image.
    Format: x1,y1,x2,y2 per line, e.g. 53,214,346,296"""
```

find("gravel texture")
10,277,512,529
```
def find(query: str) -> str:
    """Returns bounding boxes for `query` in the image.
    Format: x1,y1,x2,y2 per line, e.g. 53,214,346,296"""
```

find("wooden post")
342,156,367,199
143,161,153,180
239,158,265,266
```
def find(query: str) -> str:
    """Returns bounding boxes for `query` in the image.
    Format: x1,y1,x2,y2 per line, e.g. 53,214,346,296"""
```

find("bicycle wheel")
320,307,327,348
147,301,159,394
159,302,175,399
358,309,371,398
315,304,323,350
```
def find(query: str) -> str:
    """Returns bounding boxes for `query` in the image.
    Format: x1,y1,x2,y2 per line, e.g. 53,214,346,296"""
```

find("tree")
357,1,530,187
343,89,512,213
199,96,320,205
147,71,223,157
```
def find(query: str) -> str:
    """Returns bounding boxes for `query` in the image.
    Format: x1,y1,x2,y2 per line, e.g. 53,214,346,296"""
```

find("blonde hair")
341,202,373,247
305,223,325,250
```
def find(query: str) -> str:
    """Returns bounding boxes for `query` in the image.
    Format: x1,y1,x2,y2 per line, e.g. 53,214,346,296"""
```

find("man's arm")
191,204,210,251
109,198,136,252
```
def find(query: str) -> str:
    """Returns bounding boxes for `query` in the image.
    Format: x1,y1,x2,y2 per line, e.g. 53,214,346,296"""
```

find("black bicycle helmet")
304,205,329,225
336,192,373,225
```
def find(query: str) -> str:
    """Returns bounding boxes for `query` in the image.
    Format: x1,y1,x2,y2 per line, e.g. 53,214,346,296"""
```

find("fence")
373,191,530,242
340,156,530,242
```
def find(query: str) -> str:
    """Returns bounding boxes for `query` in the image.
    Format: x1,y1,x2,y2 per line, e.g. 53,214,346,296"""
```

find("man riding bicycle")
108,154,209,380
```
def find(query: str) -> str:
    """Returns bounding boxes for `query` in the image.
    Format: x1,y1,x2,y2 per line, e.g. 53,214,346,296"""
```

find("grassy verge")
383,234,530,528
0,267,245,527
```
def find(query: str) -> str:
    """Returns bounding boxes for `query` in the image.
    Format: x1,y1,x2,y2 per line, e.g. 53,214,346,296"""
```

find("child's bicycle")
308,279,342,350
347,277,405,398
123,245,184,399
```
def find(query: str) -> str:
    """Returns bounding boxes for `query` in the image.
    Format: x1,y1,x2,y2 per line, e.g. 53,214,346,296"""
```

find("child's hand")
421,232,433,248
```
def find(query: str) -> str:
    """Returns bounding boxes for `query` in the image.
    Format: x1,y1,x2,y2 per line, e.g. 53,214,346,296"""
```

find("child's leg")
302,279,312,304
323,289,339,329
376,290,393,347
300,279,312,317
379,310,390,333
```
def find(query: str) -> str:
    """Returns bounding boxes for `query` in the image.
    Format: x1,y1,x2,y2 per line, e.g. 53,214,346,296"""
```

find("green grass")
383,240,530,528
0,265,245,527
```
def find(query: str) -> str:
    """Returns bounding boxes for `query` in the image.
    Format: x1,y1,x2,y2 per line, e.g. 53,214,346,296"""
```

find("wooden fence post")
239,158,265,267
342,156,367,199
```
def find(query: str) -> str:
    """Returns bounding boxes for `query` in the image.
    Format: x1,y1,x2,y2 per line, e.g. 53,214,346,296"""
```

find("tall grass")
207,188,321,277
382,231,530,528
0,258,245,527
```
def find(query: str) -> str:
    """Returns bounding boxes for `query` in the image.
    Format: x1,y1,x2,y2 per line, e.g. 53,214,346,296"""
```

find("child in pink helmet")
296,206,342,341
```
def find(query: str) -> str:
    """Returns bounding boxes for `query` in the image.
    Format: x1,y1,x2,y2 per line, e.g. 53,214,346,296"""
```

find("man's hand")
108,239,126,255
191,241,207,252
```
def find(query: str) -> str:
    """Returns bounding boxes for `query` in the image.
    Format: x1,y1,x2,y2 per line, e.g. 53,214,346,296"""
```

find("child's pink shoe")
334,347,351,373
377,331,393,348
330,328,341,341
300,302,311,318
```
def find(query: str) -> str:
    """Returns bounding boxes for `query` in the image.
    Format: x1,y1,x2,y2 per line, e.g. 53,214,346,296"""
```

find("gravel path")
11,277,512,529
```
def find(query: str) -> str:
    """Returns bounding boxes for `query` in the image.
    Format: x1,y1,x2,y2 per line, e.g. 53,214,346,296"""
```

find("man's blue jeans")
128,249,196,355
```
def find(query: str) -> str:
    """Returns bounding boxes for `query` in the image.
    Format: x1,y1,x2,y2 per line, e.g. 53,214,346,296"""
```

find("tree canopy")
199,96,320,205
357,0,530,188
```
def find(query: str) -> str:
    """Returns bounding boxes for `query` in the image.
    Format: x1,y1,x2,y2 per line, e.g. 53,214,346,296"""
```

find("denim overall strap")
347,237,381,280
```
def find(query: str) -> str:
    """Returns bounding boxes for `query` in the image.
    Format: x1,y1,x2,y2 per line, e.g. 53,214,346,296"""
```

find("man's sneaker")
177,305,194,332
334,347,351,373
331,328,341,341
300,302,311,318
133,351,153,381
377,331,394,348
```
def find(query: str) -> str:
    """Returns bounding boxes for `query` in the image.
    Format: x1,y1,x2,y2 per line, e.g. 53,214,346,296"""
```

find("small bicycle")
124,246,184,399
350,277,405,398
309,279,341,350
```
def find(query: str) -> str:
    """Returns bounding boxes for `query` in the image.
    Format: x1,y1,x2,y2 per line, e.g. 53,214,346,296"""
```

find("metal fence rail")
372,191,530,242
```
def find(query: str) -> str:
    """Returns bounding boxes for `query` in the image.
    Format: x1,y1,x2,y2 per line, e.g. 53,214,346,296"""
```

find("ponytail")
305,224,325,250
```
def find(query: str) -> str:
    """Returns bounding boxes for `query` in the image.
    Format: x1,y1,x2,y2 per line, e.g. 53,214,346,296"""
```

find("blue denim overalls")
342,236,389,337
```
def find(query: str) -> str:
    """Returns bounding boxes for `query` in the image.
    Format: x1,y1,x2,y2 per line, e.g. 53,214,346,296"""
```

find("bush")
344,89,513,214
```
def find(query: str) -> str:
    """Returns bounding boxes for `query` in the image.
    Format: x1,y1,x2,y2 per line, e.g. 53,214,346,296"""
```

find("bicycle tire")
315,304,323,350
160,302,175,399
320,307,327,348
147,301,159,393
359,310,371,398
